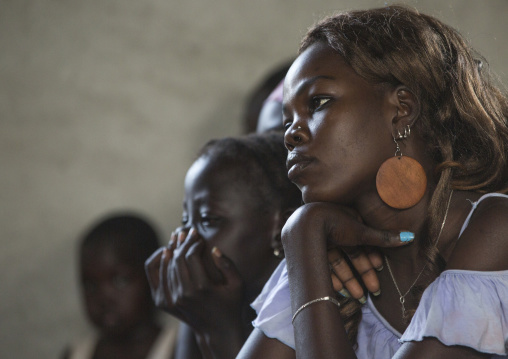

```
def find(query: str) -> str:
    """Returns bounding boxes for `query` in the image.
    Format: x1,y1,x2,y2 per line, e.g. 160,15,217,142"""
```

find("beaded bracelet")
291,296,341,324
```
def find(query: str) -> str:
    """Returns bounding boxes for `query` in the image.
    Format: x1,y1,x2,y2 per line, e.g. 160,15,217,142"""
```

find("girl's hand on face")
146,227,245,333
145,233,187,320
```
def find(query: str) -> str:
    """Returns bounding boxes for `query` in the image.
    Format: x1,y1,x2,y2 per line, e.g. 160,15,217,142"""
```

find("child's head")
182,132,301,297
79,213,161,338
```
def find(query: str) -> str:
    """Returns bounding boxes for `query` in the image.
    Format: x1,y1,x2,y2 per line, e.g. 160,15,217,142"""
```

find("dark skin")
255,61,386,304
145,154,290,359
237,42,508,358
77,242,161,359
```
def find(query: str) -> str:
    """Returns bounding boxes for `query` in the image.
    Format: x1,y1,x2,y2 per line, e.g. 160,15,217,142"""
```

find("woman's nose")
284,124,308,151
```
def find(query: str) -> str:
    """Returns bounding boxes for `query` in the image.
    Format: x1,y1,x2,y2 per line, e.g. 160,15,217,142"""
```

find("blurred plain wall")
1,0,507,357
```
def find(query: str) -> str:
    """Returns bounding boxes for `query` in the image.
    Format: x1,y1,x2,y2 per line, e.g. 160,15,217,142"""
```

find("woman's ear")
388,86,420,138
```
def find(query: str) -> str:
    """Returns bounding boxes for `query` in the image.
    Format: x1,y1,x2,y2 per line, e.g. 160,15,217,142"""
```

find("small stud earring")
273,248,284,258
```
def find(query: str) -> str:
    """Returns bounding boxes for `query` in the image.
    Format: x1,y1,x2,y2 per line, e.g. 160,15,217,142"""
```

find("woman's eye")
310,97,331,112
283,120,292,130
181,214,189,226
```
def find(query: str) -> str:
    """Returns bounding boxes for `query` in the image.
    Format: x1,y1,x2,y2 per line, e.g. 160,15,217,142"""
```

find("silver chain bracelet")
291,296,341,324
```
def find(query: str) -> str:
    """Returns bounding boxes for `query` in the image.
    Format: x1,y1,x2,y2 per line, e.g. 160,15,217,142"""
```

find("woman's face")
182,155,281,289
283,42,395,205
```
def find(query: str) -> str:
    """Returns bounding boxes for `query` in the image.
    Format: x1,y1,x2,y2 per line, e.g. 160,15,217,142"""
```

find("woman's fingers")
341,222,414,248
327,248,365,303
366,249,384,271
342,247,380,296
328,247,383,303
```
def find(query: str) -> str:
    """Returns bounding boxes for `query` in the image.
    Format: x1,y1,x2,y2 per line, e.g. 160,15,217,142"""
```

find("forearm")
283,204,357,359
173,323,203,359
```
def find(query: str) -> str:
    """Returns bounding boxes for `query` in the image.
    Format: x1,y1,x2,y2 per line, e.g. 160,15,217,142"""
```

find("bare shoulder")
447,194,508,271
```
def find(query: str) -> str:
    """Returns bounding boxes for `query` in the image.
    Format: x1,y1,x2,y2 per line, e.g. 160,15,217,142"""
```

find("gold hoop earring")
376,132,427,209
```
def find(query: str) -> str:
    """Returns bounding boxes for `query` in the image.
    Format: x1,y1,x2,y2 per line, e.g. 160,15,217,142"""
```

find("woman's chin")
301,188,325,204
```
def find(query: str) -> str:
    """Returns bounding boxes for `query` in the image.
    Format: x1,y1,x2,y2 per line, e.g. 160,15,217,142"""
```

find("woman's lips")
286,153,314,181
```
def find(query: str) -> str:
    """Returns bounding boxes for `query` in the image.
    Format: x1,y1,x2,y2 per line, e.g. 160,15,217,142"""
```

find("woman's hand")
284,203,411,302
328,247,383,303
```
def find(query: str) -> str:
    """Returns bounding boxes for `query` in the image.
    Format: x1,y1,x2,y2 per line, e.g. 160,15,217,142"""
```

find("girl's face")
80,242,153,338
282,42,395,206
182,155,281,289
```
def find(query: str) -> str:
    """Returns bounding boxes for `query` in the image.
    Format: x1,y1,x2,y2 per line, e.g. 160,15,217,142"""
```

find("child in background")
145,132,302,359
63,213,177,359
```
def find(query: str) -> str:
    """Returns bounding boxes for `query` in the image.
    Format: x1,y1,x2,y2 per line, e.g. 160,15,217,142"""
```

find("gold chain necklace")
384,190,454,318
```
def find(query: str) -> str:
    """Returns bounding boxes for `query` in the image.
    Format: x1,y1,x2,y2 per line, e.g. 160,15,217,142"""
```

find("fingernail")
358,296,367,304
338,289,350,298
399,231,415,242
375,265,384,272
212,246,222,257
189,227,197,236
372,290,381,297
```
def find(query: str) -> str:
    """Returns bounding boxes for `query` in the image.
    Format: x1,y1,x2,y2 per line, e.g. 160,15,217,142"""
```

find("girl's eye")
200,214,220,227
283,120,292,130
310,97,331,112
181,214,189,226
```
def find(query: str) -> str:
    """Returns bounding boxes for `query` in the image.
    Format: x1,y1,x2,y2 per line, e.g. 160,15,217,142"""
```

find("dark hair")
300,5,508,343
80,212,161,268
198,131,302,212
243,61,293,134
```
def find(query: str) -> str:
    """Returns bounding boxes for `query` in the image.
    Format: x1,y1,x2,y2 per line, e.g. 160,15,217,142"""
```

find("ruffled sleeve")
251,259,295,349
400,270,508,356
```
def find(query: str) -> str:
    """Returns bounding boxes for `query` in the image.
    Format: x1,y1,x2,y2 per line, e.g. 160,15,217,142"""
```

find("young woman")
238,6,508,359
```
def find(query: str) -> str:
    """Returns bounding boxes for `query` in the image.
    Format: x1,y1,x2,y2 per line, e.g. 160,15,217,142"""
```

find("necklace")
384,190,454,318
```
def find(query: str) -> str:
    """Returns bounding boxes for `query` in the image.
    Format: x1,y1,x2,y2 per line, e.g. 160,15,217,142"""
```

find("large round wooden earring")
376,129,427,209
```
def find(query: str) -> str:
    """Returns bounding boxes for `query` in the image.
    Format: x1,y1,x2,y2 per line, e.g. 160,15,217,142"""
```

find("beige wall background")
1,0,506,357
